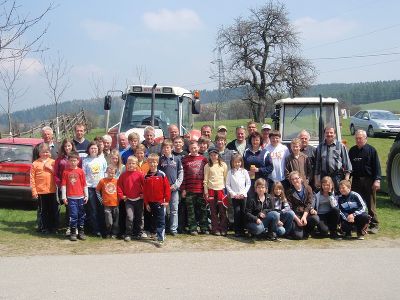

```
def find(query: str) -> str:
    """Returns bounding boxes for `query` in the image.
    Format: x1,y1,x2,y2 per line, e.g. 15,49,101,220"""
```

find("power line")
320,58,400,74
310,51,400,60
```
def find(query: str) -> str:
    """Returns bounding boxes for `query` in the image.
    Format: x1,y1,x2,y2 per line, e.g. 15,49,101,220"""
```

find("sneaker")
78,232,86,241
190,231,198,236
106,234,112,239
200,230,210,235
212,231,221,236
124,236,131,242
330,232,342,240
221,231,227,237
111,235,117,239
156,240,164,248
368,227,379,234
139,232,148,239
95,232,102,238
70,232,77,242
170,232,178,236
357,234,365,240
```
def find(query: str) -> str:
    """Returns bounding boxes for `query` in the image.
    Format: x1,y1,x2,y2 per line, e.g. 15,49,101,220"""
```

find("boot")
78,226,86,240
70,228,77,241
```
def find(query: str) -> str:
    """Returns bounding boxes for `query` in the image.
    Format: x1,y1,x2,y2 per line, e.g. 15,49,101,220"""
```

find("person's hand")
63,198,68,205
204,192,208,200
277,220,283,226
256,218,262,225
146,204,151,212
310,208,317,215
347,214,355,223
33,194,38,199
295,218,303,227
161,202,168,206
170,185,176,191
83,197,88,204
373,180,381,191
181,190,186,198
301,215,308,226
259,212,265,219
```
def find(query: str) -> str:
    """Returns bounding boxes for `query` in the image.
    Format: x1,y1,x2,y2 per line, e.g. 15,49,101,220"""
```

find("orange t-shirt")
96,177,118,207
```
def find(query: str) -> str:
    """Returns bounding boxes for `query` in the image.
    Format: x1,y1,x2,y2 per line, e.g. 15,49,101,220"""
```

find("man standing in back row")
349,129,381,234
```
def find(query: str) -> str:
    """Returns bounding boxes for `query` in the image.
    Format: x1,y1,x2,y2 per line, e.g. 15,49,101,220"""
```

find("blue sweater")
158,154,183,190
337,191,366,220
243,147,273,181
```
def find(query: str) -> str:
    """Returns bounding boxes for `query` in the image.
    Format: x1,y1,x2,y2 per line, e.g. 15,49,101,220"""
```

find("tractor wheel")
387,139,400,206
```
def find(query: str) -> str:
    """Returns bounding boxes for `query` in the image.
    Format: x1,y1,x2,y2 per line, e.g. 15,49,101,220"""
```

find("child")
122,132,140,165
181,141,209,235
96,166,119,238
61,151,88,241
172,136,188,159
117,156,146,241
285,138,312,186
270,182,295,237
245,178,280,240
109,149,125,178
30,143,58,234
82,142,107,237
158,139,183,236
143,153,171,246
337,180,370,240
226,153,251,237
198,137,210,158
204,148,228,236
135,144,150,175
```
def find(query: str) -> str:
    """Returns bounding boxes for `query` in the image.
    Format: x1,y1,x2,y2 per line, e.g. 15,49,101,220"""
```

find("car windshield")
120,94,177,134
0,144,33,163
370,111,399,120
282,104,336,141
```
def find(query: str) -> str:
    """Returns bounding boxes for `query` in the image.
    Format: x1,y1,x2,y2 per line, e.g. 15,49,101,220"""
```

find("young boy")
135,144,150,175
172,136,188,159
285,138,312,186
198,137,210,158
30,143,58,234
61,151,88,241
143,153,171,246
122,132,140,165
181,141,209,235
337,180,370,240
158,139,183,236
96,166,119,238
117,156,146,241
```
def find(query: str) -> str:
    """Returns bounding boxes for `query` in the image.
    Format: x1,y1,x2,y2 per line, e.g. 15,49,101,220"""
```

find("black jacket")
245,193,274,223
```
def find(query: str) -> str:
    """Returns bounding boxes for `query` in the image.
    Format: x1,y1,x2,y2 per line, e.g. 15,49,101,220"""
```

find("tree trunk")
256,103,266,123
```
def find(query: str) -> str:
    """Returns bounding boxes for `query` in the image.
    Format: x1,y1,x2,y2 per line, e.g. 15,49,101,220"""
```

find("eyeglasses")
291,177,300,181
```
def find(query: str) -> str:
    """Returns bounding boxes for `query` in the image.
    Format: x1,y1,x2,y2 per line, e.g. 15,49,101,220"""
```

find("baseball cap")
261,124,271,130
217,125,227,131
207,147,219,155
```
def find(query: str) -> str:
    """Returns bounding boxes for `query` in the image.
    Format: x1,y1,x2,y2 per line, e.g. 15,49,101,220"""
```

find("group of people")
29,120,381,245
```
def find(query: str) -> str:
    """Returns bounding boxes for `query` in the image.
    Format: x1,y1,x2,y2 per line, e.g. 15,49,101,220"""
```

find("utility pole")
211,48,225,128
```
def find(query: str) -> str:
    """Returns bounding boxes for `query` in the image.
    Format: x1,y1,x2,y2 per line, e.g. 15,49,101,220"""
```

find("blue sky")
2,0,400,111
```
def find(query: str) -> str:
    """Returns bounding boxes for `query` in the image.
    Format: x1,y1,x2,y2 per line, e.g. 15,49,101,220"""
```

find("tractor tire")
387,137,400,206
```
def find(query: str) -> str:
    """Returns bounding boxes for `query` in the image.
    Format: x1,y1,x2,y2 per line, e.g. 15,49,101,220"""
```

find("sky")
1,0,400,112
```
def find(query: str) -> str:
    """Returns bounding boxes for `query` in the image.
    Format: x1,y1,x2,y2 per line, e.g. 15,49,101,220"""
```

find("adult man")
217,125,228,137
200,124,214,147
227,126,250,156
298,130,317,189
349,130,381,233
118,132,129,155
32,126,59,161
142,126,161,155
168,124,189,151
261,124,271,148
102,134,112,163
73,123,90,158
315,127,352,192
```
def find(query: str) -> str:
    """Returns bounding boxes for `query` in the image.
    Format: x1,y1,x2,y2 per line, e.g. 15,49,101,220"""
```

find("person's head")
60,138,76,157
41,126,54,143
144,126,155,145
147,153,159,172
290,138,301,155
118,132,128,149
74,124,86,141
106,165,116,179
254,178,267,196
230,153,244,170
214,133,227,151
235,126,246,143
324,127,336,144
109,149,122,170
261,124,271,142
272,181,286,201
173,136,184,152
250,132,262,149
126,156,138,171
135,144,146,162
247,121,258,135
298,130,311,149
86,141,99,157
200,124,212,139
188,141,199,155
197,137,210,154
38,143,51,160
289,171,302,189
94,136,104,155
217,125,227,137
168,124,180,140
161,139,173,156
339,180,352,196
102,135,112,152
67,151,80,168
128,132,140,149
355,129,368,148
269,130,281,147
321,176,334,194
207,147,221,166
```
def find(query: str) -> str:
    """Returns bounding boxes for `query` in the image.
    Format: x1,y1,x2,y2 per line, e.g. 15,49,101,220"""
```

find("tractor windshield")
282,103,337,141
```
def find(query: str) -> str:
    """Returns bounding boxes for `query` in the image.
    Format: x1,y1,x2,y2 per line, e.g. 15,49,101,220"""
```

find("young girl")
226,153,251,237
204,148,228,236
30,143,58,234
270,182,295,237
109,149,125,178
310,176,340,239
82,142,107,236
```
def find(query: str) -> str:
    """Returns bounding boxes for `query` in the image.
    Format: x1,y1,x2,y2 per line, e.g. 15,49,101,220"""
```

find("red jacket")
143,170,171,205
117,170,144,200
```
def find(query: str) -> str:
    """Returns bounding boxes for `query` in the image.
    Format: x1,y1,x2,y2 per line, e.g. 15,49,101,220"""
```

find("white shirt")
265,143,290,182
226,167,251,197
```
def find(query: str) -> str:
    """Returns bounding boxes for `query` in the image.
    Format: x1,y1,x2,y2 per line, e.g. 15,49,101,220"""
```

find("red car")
0,137,43,202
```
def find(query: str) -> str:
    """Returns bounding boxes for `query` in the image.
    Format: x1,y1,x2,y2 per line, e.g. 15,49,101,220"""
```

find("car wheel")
350,124,355,135
367,126,375,137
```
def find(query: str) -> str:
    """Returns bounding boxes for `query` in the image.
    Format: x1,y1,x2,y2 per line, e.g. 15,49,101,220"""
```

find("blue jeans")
279,210,295,236
149,202,166,241
247,211,279,236
168,190,179,234
86,188,105,234
68,197,86,229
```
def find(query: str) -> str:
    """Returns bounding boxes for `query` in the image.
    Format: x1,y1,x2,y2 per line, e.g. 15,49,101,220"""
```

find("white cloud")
0,57,43,76
143,9,203,32
81,19,124,41
294,17,357,43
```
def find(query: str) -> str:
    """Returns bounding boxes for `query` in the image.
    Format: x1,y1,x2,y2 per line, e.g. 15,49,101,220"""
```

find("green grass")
360,99,400,113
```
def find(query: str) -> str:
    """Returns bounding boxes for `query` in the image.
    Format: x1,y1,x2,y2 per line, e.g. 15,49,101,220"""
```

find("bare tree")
89,73,104,100
42,52,71,139
0,0,53,61
0,55,28,135
216,1,316,122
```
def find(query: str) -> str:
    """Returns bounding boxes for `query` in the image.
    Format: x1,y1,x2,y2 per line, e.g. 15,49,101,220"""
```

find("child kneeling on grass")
61,151,88,241
143,153,171,247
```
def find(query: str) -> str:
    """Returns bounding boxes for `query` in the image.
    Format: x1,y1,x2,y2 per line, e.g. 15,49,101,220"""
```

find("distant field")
359,99,400,112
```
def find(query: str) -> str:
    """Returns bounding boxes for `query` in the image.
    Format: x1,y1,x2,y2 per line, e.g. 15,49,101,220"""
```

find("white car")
350,110,400,137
